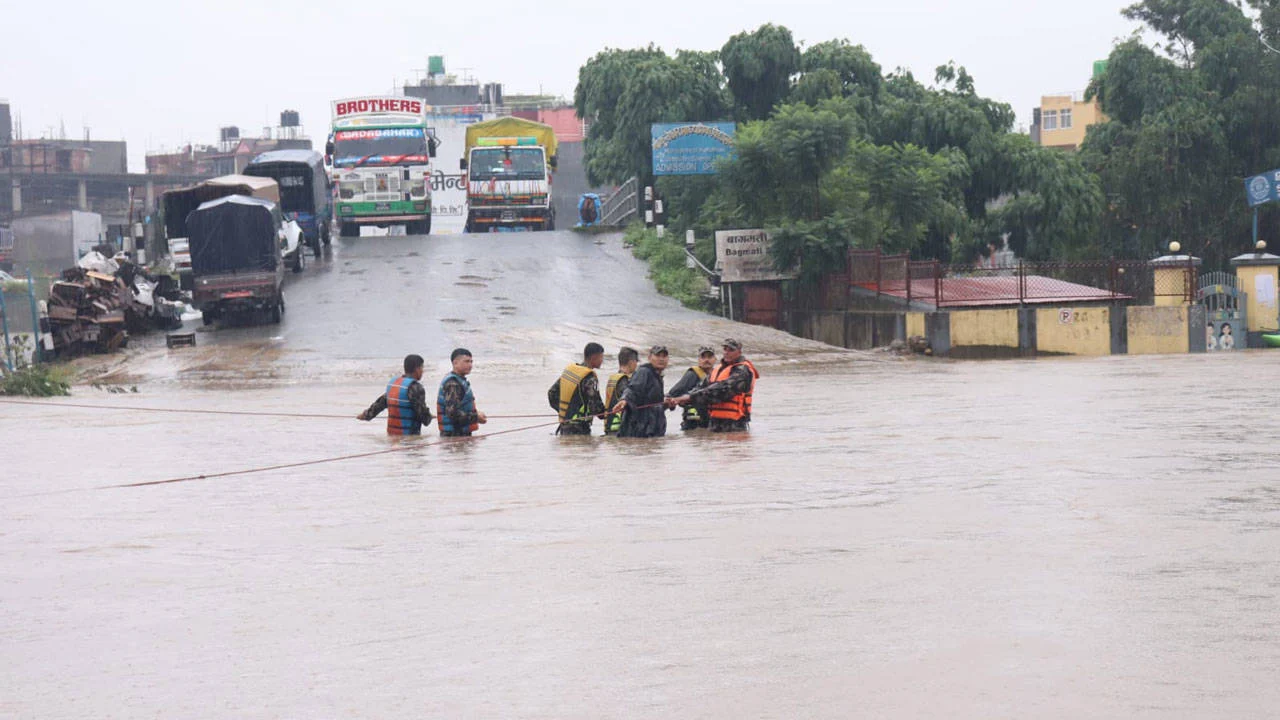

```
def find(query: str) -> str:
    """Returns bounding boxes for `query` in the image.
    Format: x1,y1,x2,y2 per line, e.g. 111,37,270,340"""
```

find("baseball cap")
698,346,716,356
722,338,742,350
649,345,669,356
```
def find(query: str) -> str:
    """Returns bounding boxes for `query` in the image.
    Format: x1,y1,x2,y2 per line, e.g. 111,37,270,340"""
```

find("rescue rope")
102,419,565,489
104,401,672,488
0,399,555,421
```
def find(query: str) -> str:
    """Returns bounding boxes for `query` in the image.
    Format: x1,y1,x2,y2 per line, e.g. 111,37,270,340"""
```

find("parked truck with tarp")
163,175,305,290
461,117,558,232
187,195,289,325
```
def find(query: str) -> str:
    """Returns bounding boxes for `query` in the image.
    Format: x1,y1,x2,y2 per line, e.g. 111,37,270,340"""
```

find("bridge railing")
599,176,639,227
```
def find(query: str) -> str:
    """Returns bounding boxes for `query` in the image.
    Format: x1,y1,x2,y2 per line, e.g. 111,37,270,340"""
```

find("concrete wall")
1237,265,1279,334
948,309,1019,356
906,312,925,338
1128,306,1190,355
1035,306,1111,356
783,303,1206,359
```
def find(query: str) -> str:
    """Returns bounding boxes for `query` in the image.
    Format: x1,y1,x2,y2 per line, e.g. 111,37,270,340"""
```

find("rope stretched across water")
0,398,554,421
86,401,670,489
102,419,565,489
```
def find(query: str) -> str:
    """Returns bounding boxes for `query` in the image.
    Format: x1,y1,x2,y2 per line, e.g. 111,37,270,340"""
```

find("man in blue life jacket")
547,342,606,435
357,354,434,435
438,348,487,437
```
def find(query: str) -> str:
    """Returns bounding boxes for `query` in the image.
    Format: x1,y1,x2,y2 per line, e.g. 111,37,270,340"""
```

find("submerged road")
2,230,1280,718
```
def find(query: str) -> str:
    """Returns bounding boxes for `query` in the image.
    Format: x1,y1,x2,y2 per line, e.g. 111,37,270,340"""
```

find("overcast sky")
2,0,1143,172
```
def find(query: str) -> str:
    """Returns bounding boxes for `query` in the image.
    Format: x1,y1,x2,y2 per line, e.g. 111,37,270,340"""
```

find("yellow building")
1034,93,1105,150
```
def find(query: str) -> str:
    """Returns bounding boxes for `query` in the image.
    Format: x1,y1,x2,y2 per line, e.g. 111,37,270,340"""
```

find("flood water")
3,231,1279,718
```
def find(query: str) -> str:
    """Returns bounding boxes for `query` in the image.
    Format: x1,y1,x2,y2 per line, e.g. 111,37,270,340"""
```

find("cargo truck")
460,117,558,232
328,96,439,237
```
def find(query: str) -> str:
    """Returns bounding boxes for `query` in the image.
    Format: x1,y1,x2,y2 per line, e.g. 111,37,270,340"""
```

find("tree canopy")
1082,0,1280,266
577,10,1277,277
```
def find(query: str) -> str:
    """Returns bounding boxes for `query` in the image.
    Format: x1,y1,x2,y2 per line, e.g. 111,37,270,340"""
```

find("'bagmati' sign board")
715,229,795,283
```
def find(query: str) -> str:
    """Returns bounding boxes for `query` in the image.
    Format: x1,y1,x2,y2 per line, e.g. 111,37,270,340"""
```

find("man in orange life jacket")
438,348,487,437
357,354,434,435
676,338,759,433
547,342,607,435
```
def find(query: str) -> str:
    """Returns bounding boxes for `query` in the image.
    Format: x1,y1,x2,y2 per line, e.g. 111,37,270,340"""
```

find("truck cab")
460,117,558,233
328,96,438,237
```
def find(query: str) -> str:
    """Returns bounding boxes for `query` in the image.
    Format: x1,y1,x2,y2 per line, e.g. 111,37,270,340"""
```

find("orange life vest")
708,359,759,422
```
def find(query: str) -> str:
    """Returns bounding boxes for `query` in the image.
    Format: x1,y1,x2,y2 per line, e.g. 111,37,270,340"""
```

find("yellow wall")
906,312,925,338
1128,306,1189,355
1035,306,1111,356
1236,265,1280,332
949,309,1019,348
1038,95,1105,149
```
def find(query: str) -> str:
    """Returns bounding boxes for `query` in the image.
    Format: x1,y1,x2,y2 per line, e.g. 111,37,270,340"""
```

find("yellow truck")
461,117,559,232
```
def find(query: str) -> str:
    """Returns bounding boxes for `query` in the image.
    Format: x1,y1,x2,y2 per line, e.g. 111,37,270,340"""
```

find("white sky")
2,0,1142,172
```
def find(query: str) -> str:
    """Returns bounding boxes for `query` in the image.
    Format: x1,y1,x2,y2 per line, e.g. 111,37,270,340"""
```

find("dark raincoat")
617,363,667,438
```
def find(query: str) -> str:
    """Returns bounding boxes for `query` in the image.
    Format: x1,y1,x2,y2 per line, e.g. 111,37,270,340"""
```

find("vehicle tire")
201,311,215,326
423,215,432,235
340,221,359,238
292,250,304,273
269,297,283,324
545,211,556,232
311,234,322,258
321,221,332,246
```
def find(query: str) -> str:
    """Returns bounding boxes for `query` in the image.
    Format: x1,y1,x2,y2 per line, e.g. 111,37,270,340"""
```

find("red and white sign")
332,97,424,119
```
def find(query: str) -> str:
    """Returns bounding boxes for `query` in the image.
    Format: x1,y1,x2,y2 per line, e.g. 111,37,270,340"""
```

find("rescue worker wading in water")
666,346,716,431
676,338,759,433
612,345,679,438
547,342,606,435
603,346,639,435
438,348,487,437
357,353,435,435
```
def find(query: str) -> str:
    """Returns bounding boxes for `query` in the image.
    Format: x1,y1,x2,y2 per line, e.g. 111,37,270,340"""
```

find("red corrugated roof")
857,275,1128,308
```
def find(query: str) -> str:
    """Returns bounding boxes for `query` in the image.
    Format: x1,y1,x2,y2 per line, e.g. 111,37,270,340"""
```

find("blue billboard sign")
652,122,736,176
1245,170,1280,207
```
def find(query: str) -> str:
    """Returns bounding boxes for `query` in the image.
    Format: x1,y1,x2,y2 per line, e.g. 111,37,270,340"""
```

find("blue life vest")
385,375,421,435
436,372,477,435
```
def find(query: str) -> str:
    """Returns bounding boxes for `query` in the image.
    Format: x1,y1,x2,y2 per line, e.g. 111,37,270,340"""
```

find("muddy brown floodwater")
3,231,1279,718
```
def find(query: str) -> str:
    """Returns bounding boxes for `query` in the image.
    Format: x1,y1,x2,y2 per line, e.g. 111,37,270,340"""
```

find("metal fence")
847,248,1198,308
599,176,640,227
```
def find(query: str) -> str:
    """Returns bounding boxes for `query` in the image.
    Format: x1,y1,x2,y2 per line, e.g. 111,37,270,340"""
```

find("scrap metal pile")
45,252,186,358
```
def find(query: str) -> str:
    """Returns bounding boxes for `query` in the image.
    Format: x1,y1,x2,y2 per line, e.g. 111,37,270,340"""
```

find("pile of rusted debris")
47,268,137,356
45,252,186,358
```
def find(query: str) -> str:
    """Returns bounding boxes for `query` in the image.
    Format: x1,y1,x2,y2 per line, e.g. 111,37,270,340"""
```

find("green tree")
1082,0,1280,266
720,24,802,121
575,46,729,185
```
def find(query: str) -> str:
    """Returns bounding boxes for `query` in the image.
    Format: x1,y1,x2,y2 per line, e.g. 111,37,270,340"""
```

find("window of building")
1042,110,1059,131
1060,108,1073,129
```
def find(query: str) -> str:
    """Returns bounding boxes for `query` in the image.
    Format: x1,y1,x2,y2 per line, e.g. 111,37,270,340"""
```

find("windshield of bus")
246,167,312,213
469,148,546,182
333,128,428,168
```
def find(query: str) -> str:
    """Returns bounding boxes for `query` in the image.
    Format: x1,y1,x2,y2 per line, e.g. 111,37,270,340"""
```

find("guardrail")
599,176,640,227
